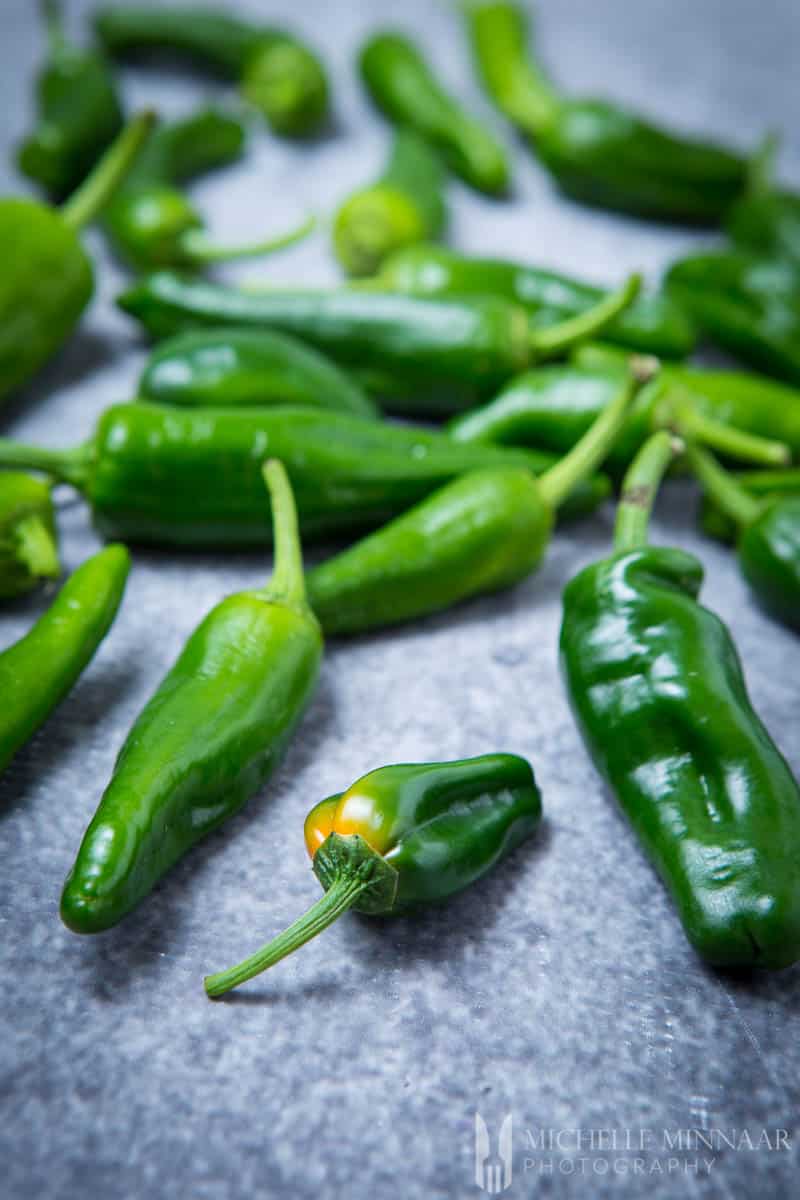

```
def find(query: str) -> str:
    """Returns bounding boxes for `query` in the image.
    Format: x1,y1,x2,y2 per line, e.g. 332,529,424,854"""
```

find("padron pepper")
117,270,640,415
204,754,541,996
0,472,60,600
60,461,322,933
18,0,124,200
560,431,800,968
333,129,447,278
359,32,509,196
727,135,800,267
698,467,800,543
94,4,329,137
0,545,129,776
138,327,378,418
463,1,748,223
0,109,153,406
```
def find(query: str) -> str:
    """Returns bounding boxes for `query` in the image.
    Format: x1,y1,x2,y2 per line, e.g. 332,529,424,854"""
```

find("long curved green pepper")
306,362,648,634
334,130,447,277
560,432,800,968
204,754,541,996
0,473,59,600
60,461,323,934
93,5,329,137
0,545,130,776
18,0,125,200
359,32,509,196
463,1,748,223
0,110,154,405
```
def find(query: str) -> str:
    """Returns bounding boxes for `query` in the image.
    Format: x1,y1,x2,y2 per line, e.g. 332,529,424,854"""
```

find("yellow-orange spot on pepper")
304,796,339,859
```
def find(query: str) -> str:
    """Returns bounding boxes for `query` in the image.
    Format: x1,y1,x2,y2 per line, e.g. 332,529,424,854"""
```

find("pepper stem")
259,459,308,609
0,438,92,490
614,431,682,553
746,130,780,196
179,213,316,265
658,387,790,466
530,274,641,360
15,514,60,580
42,0,66,52
61,110,156,231
685,443,762,532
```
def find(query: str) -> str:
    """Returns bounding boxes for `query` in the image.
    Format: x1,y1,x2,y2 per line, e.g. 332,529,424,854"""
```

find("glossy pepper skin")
204,754,541,995
0,472,59,600
360,33,509,196
94,5,328,137
60,462,322,934
560,433,800,968
17,0,124,200
0,403,601,548
375,243,695,360
117,270,640,415
464,1,747,223
334,129,447,278
138,327,378,418
0,545,129,775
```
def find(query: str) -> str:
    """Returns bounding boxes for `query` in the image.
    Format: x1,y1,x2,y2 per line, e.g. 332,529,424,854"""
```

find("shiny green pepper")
0,472,59,600
204,753,541,995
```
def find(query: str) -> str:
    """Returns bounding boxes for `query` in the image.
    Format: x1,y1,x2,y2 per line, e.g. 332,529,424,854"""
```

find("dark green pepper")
560,431,800,968
204,753,541,996
464,1,747,223
17,0,124,200
117,270,640,415
0,472,59,600
373,242,695,360
699,467,800,543
359,32,509,196
138,327,378,418
727,135,800,266
0,110,153,406
0,403,602,548
0,544,129,775
333,130,447,278
93,5,328,137
61,461,322,933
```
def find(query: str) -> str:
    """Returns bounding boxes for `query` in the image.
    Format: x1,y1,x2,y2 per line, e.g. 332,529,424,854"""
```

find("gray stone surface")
1,2,799,1197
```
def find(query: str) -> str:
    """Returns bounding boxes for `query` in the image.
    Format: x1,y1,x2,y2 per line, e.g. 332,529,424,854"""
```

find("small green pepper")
60,461,322,933
333,130,447,278
93,5,328,137
560,432,800,968
726,135,800,266
117,271,640,415
373,243,695,360
0,110,153,406
464,1,748,223
0,472,59,600
138,327,378,418
204,753,541,996
359,32,509,196
698,467,800,543
0,544,129,775
18,0,125,200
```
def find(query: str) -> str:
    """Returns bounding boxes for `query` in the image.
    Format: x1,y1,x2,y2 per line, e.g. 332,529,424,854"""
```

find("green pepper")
0,403,603,547
306,362,645,634
333,130,447,278
0,110,153,406
93,5,328,137
463,1,747,223
726,135,800,266
60,462,322,933
359,32,509,196
560,431,800,968
103,107,313,270
0,472,59,600
665,252,800,385
138,327,378,418
0,544,129,775
117,270,640,415
17,0,125,200
204,753,541,996
698,467,800,543
373,243,695,360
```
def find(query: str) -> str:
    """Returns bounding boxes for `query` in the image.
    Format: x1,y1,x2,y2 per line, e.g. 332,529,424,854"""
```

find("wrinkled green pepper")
61,462,322,933
204,753,541,995
94,5,328,137
360,32,509,196
0,544,129,775
560,431,800,968
18,0,124,200
0,472,59,600
464,1,747,223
